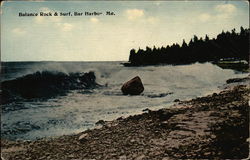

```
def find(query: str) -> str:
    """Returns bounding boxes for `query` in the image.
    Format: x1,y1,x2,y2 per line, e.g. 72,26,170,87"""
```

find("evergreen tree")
205,35,209,42
127,27,249,66
182,40,188,48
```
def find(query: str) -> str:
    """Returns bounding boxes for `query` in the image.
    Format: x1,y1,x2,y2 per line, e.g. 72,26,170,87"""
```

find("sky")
1,0,249,61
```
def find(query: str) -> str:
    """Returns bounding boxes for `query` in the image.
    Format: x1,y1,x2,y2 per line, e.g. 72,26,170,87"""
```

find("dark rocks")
121,76,144,95
150,109,177,121
174,99,180,102
95,120,105,125
147,92,173,98
142,108,151,112
226,77,249,84
212,93,218,97
116,117,124,121
1,71,100,104
78,133,89,142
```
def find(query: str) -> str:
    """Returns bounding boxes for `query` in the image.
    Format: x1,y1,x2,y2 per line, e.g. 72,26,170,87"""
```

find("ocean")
0,61,247,140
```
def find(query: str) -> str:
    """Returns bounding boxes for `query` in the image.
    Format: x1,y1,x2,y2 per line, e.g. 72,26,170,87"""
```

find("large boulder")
121,76,144,95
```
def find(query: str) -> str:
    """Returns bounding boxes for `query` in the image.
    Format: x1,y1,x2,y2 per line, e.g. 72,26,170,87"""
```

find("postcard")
1,1,249,159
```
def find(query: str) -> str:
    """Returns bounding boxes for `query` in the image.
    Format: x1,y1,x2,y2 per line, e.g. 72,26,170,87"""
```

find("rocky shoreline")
1,77,249,160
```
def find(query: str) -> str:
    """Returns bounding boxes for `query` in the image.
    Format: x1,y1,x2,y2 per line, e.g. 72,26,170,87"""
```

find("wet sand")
1,77,249,160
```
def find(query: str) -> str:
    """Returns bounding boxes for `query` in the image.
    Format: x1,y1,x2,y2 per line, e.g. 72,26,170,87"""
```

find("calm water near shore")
1,61,248,140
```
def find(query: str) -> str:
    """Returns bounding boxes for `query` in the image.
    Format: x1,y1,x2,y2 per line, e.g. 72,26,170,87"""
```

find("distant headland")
125,27,249,67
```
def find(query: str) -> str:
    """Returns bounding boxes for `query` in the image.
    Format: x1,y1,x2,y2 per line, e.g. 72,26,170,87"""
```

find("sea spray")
1,71,100,104
1,61,248,140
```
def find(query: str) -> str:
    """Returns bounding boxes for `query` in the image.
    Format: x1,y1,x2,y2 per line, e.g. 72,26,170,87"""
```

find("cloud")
34,7,75,32
56,23,74,32
196,4,237,23
214,4,237,20
61,23,73,32
146,16,159,24
155,2,161,6
126,9,144,20
125,9,158,24
215,4,236,14
12,28,26,35
34,16,44,24
199,13,211,22
90,17,99,23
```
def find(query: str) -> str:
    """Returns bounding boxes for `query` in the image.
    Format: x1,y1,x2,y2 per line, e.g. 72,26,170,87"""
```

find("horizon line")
1,60,128,62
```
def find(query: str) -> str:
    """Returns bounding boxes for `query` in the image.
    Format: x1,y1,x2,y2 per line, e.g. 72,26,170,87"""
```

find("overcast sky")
1,0,249,61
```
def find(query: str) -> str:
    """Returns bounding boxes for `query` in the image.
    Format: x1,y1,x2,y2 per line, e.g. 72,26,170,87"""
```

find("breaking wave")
0,71,100,104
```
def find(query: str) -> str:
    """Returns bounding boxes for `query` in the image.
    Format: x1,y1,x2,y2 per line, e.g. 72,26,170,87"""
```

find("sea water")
0,61,247,140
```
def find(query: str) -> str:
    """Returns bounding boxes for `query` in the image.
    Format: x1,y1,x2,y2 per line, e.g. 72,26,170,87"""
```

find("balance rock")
121,76,144,95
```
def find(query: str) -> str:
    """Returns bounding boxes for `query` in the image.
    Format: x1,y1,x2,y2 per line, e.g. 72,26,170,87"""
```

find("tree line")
128,27,249,66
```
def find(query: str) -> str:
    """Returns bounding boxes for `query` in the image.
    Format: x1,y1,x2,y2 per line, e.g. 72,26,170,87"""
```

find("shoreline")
123,61,249,73
1,77,249,160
